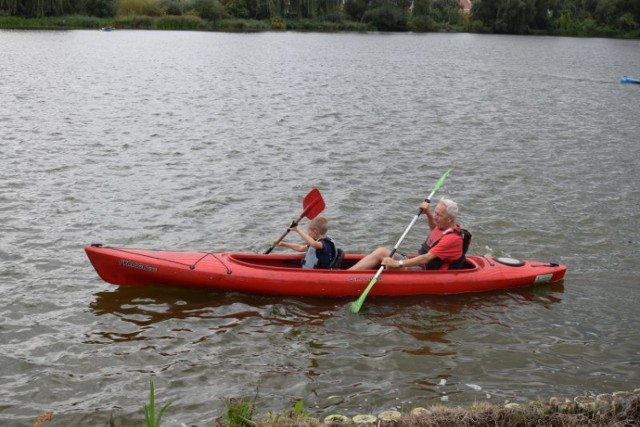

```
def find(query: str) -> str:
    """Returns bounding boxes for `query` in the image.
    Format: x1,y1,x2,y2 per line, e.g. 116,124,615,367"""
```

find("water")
1,29,639,425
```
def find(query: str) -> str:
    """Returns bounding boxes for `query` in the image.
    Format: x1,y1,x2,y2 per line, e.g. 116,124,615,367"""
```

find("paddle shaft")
351,168,452,313
351,191,438,309
265,210,308,254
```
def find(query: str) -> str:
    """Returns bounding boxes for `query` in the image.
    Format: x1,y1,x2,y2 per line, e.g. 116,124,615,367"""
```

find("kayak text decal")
534,274,552,284
348,276,383,282
119,259,158,273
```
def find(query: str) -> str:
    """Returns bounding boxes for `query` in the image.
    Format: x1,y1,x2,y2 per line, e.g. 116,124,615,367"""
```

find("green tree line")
1,0,638,35
472,0,640,36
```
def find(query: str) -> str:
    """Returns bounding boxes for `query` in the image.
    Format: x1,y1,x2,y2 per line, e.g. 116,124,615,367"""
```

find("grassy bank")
31,387,640,426
0,14,373,31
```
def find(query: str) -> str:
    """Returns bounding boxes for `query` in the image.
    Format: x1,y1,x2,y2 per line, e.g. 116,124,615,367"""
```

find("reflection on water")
357,283,565,359
91,286,238,325
90,285,349,322
88,285,344,344
88,283,564,350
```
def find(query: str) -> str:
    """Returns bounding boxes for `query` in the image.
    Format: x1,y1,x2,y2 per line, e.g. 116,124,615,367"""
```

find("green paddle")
350,169,452,313
265,188,325,254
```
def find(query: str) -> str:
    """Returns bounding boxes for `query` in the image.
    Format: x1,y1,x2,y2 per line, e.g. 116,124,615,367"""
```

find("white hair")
439,198,458,221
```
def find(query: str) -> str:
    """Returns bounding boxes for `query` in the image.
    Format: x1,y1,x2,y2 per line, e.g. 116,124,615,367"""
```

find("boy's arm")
276,241,308,252
293,227,323,249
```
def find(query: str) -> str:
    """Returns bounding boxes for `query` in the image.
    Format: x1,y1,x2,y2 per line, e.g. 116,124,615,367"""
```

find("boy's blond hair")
308,216,328,235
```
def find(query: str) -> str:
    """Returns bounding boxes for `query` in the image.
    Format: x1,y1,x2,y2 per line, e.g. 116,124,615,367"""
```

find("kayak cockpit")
228,253,358,269
228,253,480,271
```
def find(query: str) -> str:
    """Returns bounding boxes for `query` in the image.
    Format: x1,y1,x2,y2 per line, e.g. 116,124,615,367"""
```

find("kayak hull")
85,245,566,297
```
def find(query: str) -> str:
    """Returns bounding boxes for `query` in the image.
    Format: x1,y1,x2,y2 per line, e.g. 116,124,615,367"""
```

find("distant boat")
101,26,113,32
621,76,640,84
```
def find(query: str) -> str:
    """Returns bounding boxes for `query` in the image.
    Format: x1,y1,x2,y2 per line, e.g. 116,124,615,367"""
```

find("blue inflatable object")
621,76,640,84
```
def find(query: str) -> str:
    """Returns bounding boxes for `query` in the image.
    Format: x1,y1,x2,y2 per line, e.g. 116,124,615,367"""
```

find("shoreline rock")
301,389,639,427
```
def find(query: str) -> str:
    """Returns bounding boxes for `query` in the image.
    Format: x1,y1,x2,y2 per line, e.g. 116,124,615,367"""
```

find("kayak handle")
190,253,232,275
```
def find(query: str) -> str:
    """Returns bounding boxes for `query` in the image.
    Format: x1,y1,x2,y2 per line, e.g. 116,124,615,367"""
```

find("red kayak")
84,244,566,297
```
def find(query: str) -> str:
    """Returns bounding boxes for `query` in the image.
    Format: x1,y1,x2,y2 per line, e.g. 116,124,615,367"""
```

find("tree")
224,0,249,17
494,0,536,33
531,0,550,29
363,2,408,29
84,0,118,17
431,0,460,24
344,0,369,21
192,0,225,19
595,0,616,25
411,0,432,16
472,0,499,29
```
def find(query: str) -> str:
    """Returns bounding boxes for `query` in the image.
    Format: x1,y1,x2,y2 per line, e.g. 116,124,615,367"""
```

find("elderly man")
348,198,467,271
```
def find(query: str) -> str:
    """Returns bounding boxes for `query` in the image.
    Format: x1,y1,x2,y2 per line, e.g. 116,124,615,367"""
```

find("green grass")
222,396,257,427
143,379,171,427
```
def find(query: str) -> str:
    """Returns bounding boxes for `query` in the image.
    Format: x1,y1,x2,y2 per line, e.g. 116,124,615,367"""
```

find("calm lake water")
1,29,639,425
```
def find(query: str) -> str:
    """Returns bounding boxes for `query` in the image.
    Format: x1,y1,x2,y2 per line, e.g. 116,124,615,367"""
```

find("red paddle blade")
264,188,325,254
301,188,325,220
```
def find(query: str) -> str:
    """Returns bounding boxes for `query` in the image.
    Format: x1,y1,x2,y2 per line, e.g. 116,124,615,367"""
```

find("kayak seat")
330,248,345,269
456,259,475,270
448,229,472,270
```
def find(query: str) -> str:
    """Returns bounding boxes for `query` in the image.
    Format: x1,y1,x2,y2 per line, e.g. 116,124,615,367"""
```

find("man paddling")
348,198,468,271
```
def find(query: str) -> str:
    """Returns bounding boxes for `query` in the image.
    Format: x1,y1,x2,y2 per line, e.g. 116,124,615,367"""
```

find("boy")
274,216,336,269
